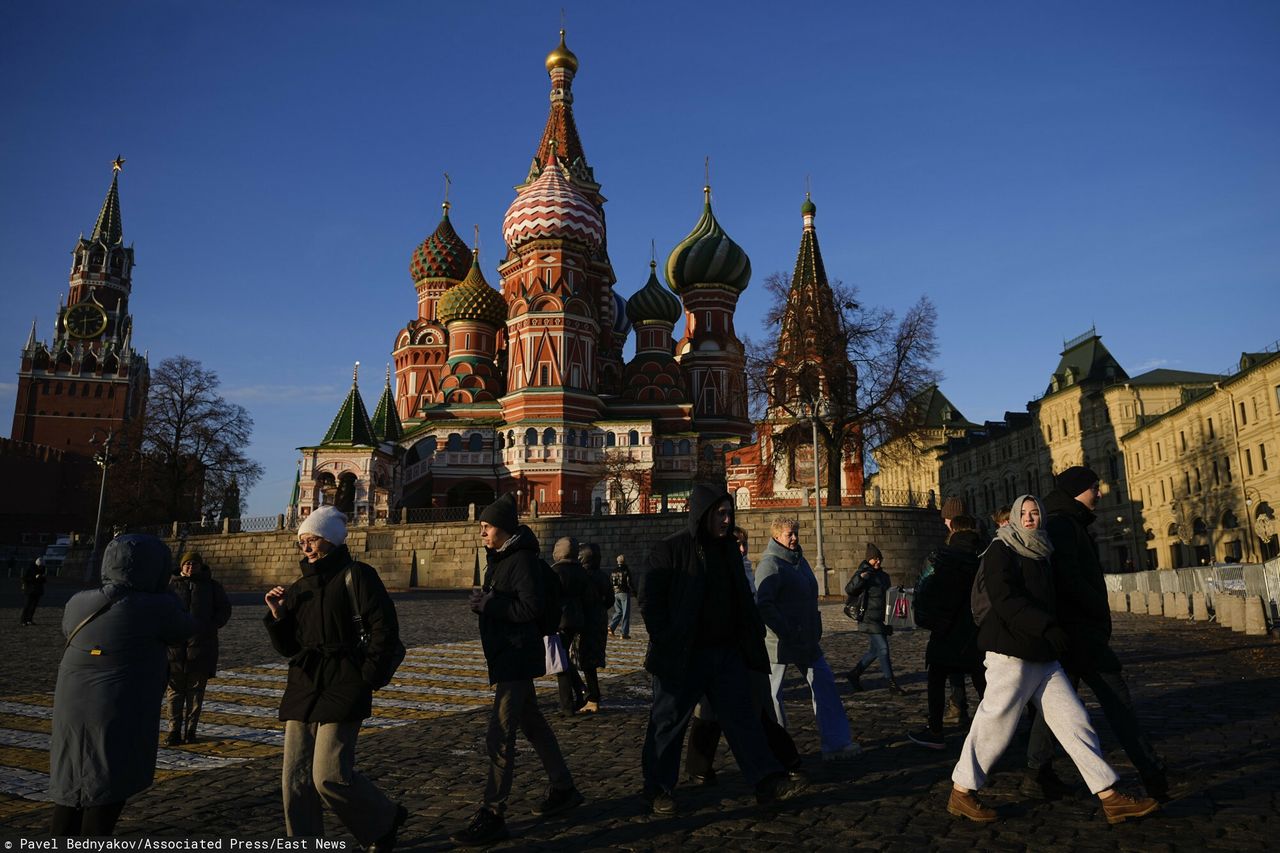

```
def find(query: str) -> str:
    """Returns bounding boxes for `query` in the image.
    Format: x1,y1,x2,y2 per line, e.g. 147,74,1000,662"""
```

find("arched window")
605,432,616,447
468,433,483,452
446,433,462,451
567,428,577,447
678,439,691,455
525,428,537,445
495,433,505,450
662,439,674,456
542,428,556,446
1192,517,1208,536
628,429,639,446
1221,510,1238,530
580,430,590,447
507,430,515,446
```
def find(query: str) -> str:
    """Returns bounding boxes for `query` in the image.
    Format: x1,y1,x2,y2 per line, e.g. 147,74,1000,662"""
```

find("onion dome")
437,253,507,327
409,203,471,283
545,29,579,74
612,289,633,338
627,261,682,324
502,148,604,251
664,187,751,294
801,193,817,216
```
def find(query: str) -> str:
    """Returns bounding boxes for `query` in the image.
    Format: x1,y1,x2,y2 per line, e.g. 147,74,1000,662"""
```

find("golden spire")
112,155,126,173
545,28,579,74
442,171,451,214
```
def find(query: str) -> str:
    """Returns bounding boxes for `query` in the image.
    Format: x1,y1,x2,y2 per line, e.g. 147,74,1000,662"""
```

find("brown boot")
947,788,998,823
1100,791,1159,824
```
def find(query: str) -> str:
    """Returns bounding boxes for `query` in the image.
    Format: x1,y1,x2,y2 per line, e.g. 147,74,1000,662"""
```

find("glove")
1044,626,1072,660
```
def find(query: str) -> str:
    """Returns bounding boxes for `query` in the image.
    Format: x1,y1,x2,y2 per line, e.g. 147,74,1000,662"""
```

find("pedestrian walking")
550,536,590,716
946,495,1157,825
577,542,613,713
637,484,805,815
755,516,861,761
49,535,195,836
20,556,46,625
608,554,632,639
938,496,974,724
1023,466,1172,801
264,506,407,849
451,495,582,848
844,544,907,694
165,550,232,745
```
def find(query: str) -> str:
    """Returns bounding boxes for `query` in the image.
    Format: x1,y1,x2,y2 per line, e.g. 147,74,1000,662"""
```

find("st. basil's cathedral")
294,32,864,521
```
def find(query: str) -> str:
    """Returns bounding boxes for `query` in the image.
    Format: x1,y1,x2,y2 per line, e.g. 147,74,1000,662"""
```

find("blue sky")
3,1,1278,516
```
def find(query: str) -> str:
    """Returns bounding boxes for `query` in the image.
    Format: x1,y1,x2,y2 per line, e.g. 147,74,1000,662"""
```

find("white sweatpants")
951,652,1119,795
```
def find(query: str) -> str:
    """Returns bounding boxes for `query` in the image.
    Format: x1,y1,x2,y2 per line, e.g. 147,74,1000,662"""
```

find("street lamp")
88,428,115,583
801,396,829,596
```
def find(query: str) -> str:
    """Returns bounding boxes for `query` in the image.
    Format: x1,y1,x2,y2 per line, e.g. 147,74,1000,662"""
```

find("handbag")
544,634,568,675
343,566,407,689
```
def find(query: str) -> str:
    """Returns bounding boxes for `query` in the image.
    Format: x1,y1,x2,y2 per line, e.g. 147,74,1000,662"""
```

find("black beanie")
480,494,519,534
1056,466,1100,498
865,543,883,561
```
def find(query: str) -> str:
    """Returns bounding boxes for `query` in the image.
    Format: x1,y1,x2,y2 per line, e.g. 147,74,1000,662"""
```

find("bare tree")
589,447,651,514
745,272,939,506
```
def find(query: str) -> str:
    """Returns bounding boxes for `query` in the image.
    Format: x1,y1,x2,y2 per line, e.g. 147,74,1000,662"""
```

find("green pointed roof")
1045,329,1128,395
777,195,841,362
321,364,377,447
627,260,682,325
909,385,978,429
665,186,751,294
91,171,124,246
370,366,403,442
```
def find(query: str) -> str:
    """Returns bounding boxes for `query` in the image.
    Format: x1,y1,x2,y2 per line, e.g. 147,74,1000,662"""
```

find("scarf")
993,494,1053,561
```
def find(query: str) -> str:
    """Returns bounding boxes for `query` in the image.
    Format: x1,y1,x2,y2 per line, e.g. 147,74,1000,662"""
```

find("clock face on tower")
65,303,108,339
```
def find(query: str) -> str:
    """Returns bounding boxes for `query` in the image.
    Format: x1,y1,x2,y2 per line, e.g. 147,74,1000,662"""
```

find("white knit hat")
298,505,348,546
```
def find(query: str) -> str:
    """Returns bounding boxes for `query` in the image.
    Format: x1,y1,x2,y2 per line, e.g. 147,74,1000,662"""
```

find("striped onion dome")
410,204,471,283
627,261,682,324
502,155,604,252
437,253,507,327
664,186,751,294
612,288,633,338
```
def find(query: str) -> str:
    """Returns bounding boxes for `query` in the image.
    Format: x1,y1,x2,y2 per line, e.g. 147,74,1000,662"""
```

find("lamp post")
802,397,829,596
87,428,114,583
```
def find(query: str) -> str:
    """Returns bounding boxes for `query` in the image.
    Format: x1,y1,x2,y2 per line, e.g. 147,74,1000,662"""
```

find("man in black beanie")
1023,466,1171,802
451,494,582,847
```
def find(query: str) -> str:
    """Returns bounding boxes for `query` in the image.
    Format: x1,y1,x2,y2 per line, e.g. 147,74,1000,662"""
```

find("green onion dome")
437,253,507,327
664,187,751,294
627,261,682,325
410,204,471,283
801,193,817,216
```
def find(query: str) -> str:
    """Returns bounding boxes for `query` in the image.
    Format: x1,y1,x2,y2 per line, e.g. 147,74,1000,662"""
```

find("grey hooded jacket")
754,538,823,666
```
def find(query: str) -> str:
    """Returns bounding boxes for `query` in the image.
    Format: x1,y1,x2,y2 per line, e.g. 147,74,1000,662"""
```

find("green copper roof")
909,385,978,429
321,367,377,447
1045,332,1128,396
91,173,124,246
665,186,751,294
627,260,682,325
370,368,403,443
800,193,816,216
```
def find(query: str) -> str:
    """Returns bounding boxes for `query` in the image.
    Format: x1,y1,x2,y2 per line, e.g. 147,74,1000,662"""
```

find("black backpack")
535,558,562,636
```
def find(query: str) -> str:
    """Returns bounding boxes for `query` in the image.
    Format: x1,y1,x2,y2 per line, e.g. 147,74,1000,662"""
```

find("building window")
539,365,551,386
1224,456,1232,483
1246,448,1254,476
566,428,576,446
606,432,616,447
1062,418,1069,437
1262,443,1270,472
661,439,674,456
1207,417,1215,439
542,428,556,446
678,439,691,455
1240,401,1248,426
1212,460,1220,486
525,428,537,445
539,488,546,502
468,433,483,452
628,429,639,446
1179,431,1186,451
447,433,462,451
1156,442,1162,461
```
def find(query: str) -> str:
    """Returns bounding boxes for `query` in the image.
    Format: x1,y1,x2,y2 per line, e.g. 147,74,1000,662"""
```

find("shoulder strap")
342,564,366,631
65,597,118,650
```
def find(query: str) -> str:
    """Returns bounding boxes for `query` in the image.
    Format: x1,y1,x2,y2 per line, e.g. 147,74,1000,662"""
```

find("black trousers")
20,593,41,624
685,710,801,778
51,801,126,836
927,664,986,730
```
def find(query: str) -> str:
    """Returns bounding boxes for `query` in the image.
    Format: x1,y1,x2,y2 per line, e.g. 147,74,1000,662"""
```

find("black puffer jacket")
479,525,546,684
22,561,47,596
553,557,589,632
264,546,400,723
168,566,232,679
917,531,983,669
847,561,891,635
576,550,612,669
637,485,768,679
1043,489,1120,672
975,539,1059,662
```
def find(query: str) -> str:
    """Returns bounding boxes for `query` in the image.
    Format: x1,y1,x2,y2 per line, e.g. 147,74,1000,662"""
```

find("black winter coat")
553,557,589,632
22,562,46,596
264,546,400,723
848,561,891,634
479,526,546,684
917,531,983,669
1043,489,1121,672
637,485,769,679
576,559,612,669
975,540,1059,662
168,567,232,679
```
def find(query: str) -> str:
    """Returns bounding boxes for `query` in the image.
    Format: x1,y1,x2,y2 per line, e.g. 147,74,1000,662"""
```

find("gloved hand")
1044,625,1072,660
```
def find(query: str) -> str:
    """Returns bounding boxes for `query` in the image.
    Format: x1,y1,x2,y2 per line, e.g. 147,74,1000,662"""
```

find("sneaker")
1020,767,1073,801
907,729,945,750
451,807,508,847
645,788,677,816
1100,791,1159,825
370,804,408,852
947,788,998,823
532,785,584,817
822,743,864,762
755,772,807,805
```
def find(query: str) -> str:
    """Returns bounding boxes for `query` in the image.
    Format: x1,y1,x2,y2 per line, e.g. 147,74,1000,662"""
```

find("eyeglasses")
296,536,324,550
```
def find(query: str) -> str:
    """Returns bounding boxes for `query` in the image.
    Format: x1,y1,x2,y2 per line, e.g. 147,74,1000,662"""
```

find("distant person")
577,543,613,713
946,495,1157,825
165,551,232,745
451,495,581,848
844,544,906,695
1024,467,1172,802
993,505,1011,528
264,506,407,849
21,556,47,625
755,516,861,761
49,535,195,836
608,554,632,639
938,497,973,724
550,537,590,715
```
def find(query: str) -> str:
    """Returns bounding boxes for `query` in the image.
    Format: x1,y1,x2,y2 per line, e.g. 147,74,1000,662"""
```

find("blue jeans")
858,633,894,680
769,651,852,753
641,646,782,793
609,592,631,636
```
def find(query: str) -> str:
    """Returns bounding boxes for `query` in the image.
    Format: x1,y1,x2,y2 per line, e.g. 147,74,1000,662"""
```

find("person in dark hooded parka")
49,534,195,836
166,549,232,745
636,484,806,815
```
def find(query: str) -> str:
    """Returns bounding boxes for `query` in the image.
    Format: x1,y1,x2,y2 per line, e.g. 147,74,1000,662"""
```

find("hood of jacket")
1043,487,1095,528
763,537,802,566
687,483,734,539
101,535,172,593
489,524,541,560
945,530,984,555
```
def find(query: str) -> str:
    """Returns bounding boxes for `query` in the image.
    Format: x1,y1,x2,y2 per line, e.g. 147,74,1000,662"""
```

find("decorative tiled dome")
502,153,604,252
627,261,682,325
437,254,507,327
665,187,751,294
410,204,471,283
612,288,633,338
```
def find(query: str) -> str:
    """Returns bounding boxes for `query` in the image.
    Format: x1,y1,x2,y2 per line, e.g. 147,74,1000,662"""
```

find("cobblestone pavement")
1,581,1278,850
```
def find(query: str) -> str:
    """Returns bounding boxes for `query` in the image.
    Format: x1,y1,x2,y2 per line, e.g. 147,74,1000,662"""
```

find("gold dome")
545,29,579,74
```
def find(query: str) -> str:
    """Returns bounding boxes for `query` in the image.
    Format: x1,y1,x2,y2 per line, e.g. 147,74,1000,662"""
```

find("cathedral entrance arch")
446,480,496,509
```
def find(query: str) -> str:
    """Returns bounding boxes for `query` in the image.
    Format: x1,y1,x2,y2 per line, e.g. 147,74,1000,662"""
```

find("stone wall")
64,507,946,595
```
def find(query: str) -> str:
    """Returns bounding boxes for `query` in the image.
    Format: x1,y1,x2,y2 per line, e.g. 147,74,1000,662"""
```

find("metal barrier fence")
1105,559,1280,623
